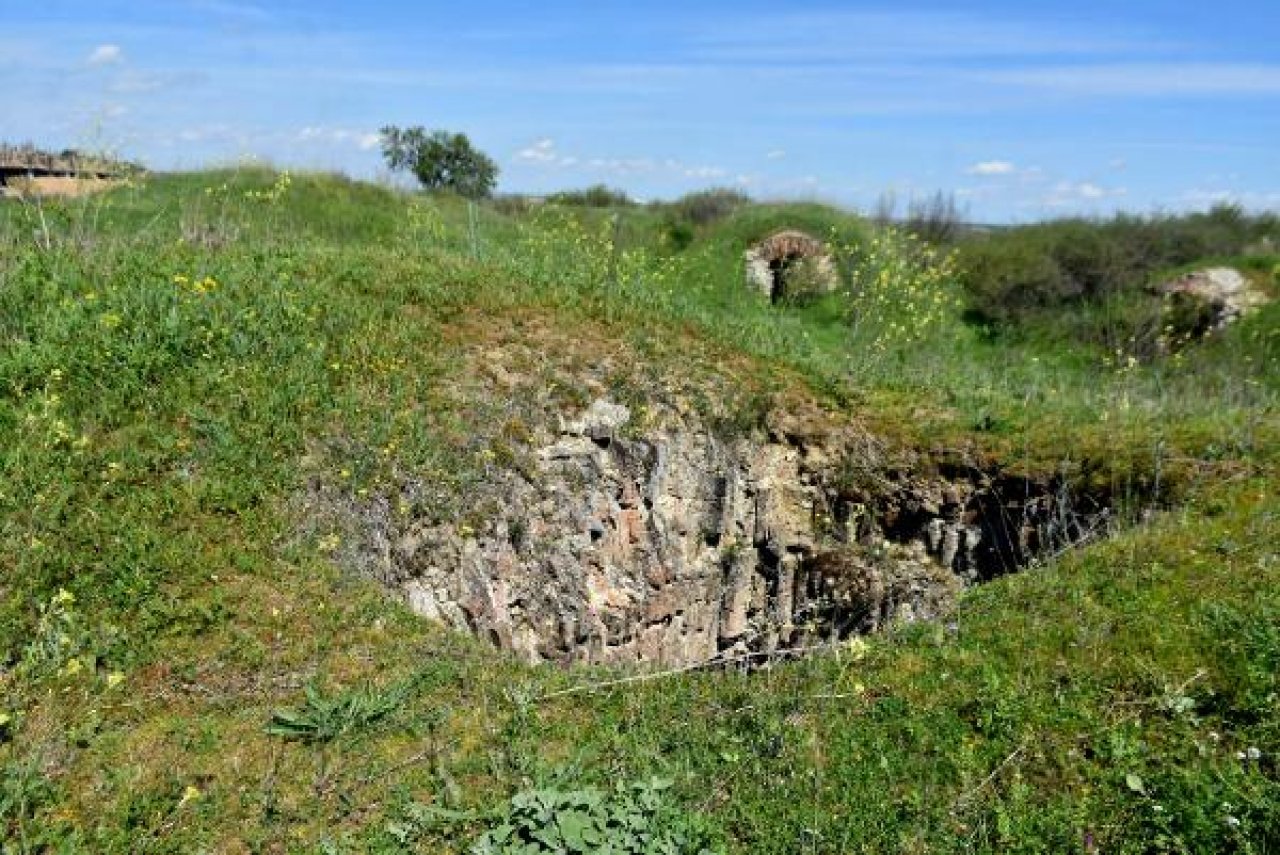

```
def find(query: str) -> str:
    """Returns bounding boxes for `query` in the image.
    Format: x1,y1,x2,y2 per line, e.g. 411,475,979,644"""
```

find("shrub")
547,184,634,208
661,217,695,252
959,237,1071,325
1049,222,1132,299
844,227,961,349
667,188,751,226
653,188,752,252
904,191,965,245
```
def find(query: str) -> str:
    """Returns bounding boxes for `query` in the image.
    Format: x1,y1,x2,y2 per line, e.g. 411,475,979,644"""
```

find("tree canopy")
380,126,498,198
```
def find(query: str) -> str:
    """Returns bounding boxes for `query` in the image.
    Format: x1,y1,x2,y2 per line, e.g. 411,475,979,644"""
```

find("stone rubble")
1155,267,1270,332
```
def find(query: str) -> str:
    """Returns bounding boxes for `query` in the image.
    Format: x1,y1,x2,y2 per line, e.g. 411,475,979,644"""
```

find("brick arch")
744,230,837,303
755,230,827,264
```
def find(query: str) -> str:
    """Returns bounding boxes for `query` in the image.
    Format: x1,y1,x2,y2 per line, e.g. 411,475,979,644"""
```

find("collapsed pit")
336,399,1117,669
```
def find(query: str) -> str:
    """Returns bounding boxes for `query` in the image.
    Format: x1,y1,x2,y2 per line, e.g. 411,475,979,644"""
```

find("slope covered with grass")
1,169,1276,853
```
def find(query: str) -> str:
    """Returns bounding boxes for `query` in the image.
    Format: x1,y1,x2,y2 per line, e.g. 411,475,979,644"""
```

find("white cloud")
1182,188,1280,210
87,44,123,66
515,140,724,182
683,165,727,180
515,138,587,168
586,156,656,175
967,160,1016,176
1044,181,1128,207
766,149,787,160
108,69,209,94
174,124,238,144
296,126,381,150
516,138,561,164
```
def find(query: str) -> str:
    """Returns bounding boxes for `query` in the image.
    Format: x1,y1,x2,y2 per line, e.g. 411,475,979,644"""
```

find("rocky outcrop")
339,399,1112,669
1155,267,1270,333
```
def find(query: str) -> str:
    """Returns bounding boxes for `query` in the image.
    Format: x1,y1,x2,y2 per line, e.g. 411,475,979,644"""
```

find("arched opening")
768,252,802,303
744,230,838,304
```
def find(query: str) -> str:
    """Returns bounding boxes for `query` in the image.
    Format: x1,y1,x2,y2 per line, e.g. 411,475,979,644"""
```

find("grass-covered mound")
0,169,1276,852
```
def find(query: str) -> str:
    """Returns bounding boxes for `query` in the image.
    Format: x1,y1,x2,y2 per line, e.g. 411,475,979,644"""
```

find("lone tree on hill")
380,126,498,198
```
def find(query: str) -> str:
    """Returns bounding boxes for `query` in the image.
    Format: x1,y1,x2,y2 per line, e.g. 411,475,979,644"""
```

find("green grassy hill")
1,169,1276,853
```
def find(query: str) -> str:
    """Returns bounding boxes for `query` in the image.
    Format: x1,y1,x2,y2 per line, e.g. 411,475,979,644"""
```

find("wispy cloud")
967,160,1017,176
189,0,270,20
982,63,1280,97
1181,188,1280,210
681,164,728,180
585,156,657,176
107,68,207,94
1044,181,1128,207
5,3,1275,220
297,126,381,150
87,44,123,66
514,139,724,182
170,123,243,145
515,138,577,166
689,11,1169,63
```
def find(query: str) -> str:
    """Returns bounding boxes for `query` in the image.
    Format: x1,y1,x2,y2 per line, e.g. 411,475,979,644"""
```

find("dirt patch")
2,176,123,199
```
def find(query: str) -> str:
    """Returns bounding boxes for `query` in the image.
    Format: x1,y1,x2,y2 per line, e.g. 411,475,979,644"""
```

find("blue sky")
3,0,1279,220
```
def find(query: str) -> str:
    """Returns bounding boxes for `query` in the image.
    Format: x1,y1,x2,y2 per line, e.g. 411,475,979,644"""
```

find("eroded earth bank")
319,390,1117,669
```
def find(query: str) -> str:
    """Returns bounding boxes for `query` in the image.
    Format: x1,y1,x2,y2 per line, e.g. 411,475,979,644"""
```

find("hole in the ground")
358,404,1131,670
